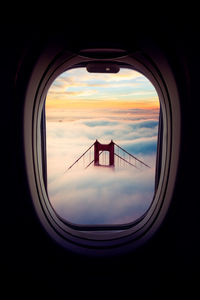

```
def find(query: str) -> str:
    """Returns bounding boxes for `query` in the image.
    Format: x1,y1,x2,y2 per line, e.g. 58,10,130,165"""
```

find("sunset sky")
46,67,159,111
45,67,160,225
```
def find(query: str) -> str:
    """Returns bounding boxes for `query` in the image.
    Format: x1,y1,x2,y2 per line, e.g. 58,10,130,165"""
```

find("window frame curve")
23,45,181,256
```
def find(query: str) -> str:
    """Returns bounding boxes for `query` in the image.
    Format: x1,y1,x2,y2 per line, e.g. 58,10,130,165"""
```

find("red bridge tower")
94,140,115,167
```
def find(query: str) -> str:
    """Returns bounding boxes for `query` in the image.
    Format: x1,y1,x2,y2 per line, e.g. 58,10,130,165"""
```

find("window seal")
23,46,181,255
42,62,161,232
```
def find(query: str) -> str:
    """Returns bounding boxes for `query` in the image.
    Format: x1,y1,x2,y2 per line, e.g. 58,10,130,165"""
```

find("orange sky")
45,67,160,112
46,98,159,110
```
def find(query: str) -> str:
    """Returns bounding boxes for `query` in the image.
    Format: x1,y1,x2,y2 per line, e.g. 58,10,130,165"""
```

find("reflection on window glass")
45,67,160,226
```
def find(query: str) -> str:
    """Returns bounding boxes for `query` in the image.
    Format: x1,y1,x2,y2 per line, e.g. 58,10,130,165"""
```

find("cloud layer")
49,167,155,225
46,107,159,225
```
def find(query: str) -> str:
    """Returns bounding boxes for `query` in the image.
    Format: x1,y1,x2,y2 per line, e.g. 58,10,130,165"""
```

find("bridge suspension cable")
114,153,138,168
84,151,103,169
66,140,150,171
66,142,95,171
114,142,151,169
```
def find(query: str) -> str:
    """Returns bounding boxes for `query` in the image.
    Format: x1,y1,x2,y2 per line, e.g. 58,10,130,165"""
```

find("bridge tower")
94,140,115,167
66,139,150,171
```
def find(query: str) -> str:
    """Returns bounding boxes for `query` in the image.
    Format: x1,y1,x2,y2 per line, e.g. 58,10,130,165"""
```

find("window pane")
45,67,160,226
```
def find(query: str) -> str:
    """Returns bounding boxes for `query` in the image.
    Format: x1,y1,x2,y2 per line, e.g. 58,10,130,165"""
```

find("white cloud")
45,108,159,226
48,167,155,225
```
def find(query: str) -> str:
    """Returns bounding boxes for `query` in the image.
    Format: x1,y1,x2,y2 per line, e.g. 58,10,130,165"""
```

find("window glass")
45,67,160,226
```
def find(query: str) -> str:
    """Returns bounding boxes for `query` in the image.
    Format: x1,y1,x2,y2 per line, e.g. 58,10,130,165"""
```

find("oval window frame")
23,46,181,256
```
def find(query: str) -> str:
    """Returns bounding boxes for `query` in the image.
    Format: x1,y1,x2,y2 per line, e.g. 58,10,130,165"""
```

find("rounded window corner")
23,43,181,257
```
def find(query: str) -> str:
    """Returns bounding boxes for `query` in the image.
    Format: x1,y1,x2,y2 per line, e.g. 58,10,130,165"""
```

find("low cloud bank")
46,108,159,225
48,167,155,225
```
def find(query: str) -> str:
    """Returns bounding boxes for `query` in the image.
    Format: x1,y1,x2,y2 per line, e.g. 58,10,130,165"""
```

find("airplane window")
24,46,181,254
45,67,160,227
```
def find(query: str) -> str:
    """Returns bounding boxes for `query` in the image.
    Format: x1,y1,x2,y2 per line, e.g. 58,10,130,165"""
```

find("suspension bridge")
66,140,150,171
